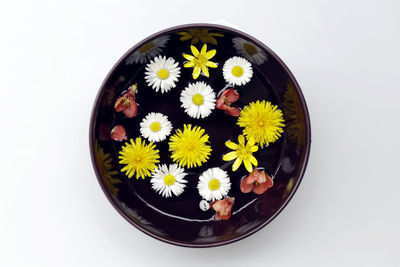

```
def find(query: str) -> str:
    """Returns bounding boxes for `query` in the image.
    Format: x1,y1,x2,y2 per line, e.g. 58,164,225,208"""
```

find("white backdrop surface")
1,0,399,266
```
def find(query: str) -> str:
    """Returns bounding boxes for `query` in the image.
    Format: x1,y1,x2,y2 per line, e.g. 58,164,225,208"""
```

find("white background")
1,0,399,266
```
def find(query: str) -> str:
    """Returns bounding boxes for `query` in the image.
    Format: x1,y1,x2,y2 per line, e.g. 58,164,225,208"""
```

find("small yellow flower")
223,135,259,173
169,124,212,168
183,44,218,79
118,137,160,179
94,140,121,196
177,29,224,45
237,100,285,147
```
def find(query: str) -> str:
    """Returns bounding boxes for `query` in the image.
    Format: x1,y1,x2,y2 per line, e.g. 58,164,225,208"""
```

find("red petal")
211,198,235,221
226,107,241,117
216,96,226,109
114,96,126,112
246,169,262,184
110,125,127,141
253,175,274,195
123,101,138,118
240,177,254,193
223,89,239,103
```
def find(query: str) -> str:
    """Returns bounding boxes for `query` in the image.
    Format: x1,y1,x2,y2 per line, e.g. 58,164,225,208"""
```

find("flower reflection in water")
283,81,307,150
94,140,121,198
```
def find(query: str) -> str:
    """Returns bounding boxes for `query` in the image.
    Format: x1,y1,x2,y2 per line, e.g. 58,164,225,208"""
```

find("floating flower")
197,167,231,202
94,140,121,197
150,164,187,198
114,84,138,118
232,37,267,65
216,88,241,117
199,200,210,211
180,81,216,119
144,55,181,93
169,124,211,168
223,135,258,173
237,100,285,147
118,137,160,179
177,28,224,45
183,44,218,79
240,169,273,195
140,112,172,142
126,35,170,64
210,197,235,221
111,125,127,141
222,56,253,86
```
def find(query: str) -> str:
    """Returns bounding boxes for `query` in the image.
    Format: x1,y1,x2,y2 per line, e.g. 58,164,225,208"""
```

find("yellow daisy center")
231,66,244,77
139,41,154,53
243,42,257,55
257,120,264,126
192,93,204,106
157,68,169,79
150,122,161,132
163,174,175,186
208,178,220,191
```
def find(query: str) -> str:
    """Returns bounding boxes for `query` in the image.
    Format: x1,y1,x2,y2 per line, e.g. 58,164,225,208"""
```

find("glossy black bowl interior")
90,24,311,247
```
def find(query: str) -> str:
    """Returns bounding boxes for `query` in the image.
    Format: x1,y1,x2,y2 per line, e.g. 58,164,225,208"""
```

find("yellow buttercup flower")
177,29,224,45
94,140,121,196
183,44,218,79
223,135,258,173
169,124,212,168
237,100,285,147
118,137,160,179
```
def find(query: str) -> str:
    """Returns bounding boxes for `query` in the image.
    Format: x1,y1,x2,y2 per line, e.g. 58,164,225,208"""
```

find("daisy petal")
248,136,256,146
184,61,195,68
205,61,218,68
225,141,238,150
238,135,245,145
193,66,201,79
249,155,258,166
244,159,253,173
201,65,209,77
223,151,237,161
232,157,242,171
205,49,216,59
191,45,200,57
200,44,207,55
250,145,258,152
183,54,195,61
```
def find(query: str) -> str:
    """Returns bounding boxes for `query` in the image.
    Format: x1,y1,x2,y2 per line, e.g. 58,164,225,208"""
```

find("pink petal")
246,169,262,184
210,197,235,221
226,107,241,117
223,88,239,103
253,175,274,195
110,125,127,141
123,100,138,118
240,177,254,193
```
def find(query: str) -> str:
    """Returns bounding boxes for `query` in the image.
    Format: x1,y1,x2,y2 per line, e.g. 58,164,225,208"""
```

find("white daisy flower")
139,112,172,142
150,164,188,198
197,167,231,202
232,37,267,65
126,35,170,64
223,56,253,86
180,81,216,119
145,56,181,93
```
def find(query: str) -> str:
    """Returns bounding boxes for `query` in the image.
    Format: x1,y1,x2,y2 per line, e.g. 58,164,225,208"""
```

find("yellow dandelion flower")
118,137,160,179
177,29,224,45
237,100,285,147
183,44,218,79
94,140,121,196
169,124,212,168
222,135,259,173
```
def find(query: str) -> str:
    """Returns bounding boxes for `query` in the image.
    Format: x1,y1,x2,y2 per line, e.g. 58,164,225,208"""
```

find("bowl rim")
89,23,311,248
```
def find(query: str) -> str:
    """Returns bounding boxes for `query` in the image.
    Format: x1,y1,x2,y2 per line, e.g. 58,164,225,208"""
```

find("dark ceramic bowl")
90,24,311,247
